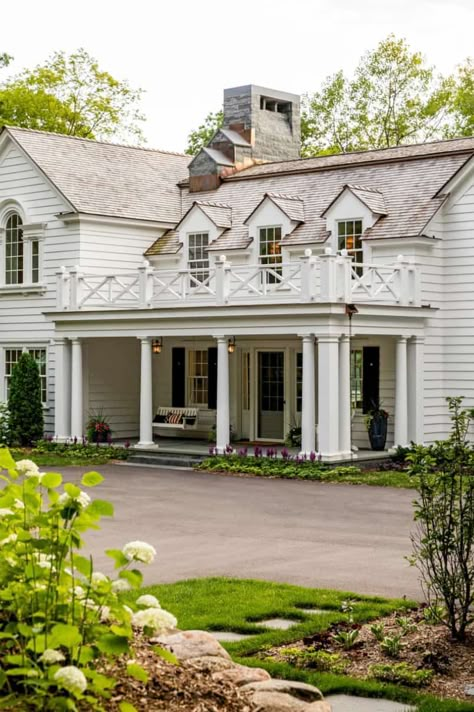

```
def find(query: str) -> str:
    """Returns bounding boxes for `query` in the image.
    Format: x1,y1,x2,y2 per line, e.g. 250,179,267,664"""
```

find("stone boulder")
212,663,271,686
243,679,324,702
152,630,231,661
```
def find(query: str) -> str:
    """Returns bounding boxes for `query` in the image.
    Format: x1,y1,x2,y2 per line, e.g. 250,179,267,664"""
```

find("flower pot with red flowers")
86,410,112,444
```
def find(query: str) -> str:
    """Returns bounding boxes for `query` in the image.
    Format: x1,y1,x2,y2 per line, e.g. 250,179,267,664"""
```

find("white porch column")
339,335,352,457
394,336,408,447
215,336,230,453
136,337,156,449
300,334,316,455
70,338,83,440
408,336,425,444
54,338,71,441
318,335,340,460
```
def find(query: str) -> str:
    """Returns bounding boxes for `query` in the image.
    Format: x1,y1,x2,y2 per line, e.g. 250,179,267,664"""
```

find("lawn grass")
10,447,129,467
198,456,417,488
126,577,474,712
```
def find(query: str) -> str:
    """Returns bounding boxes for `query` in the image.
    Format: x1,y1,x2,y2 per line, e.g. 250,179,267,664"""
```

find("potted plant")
86,410,112,444
365,402,389,451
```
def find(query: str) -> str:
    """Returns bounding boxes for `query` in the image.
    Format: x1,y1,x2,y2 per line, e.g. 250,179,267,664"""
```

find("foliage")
409,396,474,641
422,604,445,626
8,352,43,446
0,53,12,69
395,616,417,636
281,648,348,674
369,622,385,642
86,410,112,444
285,425,302,447
331,629,360,649
0,449,176,710
0,401,11,445
21,440,131,466
369,662,434,688
364,402,389,431
0,49,145,142
185,110,223,155
380,634,403,658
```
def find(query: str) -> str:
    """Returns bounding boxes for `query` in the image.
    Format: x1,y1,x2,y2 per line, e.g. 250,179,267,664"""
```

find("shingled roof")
178,138,474,248
321,185,387,217
145,230,181,256
3,126,190,224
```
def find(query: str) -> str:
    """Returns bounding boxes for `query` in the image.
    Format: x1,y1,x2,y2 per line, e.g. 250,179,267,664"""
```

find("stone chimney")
188,84,300,192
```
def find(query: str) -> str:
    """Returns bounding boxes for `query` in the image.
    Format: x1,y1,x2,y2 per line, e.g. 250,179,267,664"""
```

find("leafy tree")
0,52,12,69
8,352,44,446
409,397,474,641
0,49,145,142
450,58,474,137
185,110,223,155
302,35,454,156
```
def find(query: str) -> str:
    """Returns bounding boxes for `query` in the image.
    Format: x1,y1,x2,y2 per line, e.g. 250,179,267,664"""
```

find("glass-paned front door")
258,351,284,439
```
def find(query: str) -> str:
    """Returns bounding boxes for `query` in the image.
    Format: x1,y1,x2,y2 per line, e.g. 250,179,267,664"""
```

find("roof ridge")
346,184,382,193
266,192,303,201
4,124,189,158
194,200,231,208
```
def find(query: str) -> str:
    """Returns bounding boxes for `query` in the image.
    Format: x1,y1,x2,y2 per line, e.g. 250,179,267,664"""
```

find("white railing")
56,250,421,311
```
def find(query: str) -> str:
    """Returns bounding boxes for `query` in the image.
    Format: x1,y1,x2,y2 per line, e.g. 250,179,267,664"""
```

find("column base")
215,446,230,455
299,450,320,460
134,442,159,451
319,451,353,462
54,435,71,443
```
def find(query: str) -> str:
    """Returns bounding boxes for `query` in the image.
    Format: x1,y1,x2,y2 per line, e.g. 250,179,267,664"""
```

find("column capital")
137,336,152,344
396,335,408,343
298,333,315,342
410,335,425,344
339,334,350,343
70,337,81,345
53,337,69,346
317,334,341,344
213,335,228,344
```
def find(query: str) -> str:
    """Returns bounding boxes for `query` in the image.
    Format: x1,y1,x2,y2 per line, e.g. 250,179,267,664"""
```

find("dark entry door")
258,351,284,440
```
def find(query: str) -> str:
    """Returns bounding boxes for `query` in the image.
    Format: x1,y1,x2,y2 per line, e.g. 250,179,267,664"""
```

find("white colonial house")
0,84,473,460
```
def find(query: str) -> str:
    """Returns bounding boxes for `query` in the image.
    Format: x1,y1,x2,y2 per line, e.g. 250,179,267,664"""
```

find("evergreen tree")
8,353,44,446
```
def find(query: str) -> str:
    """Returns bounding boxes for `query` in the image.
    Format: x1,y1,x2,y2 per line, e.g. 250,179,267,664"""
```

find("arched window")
5,213,23,285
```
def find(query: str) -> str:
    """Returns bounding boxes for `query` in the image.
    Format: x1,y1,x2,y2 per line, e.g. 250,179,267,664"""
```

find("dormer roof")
215,128,252,147
174,200,232,230
145,230,181,257
321,184,387,217
244,192,304,224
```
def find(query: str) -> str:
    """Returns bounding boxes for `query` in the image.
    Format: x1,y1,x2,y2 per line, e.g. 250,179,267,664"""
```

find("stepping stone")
209,631,254,642
299,608,328,615
257,618,298,630
465,684,474,696
326,694,417,712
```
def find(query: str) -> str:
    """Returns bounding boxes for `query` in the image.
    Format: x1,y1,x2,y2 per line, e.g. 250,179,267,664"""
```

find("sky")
2,0,474,153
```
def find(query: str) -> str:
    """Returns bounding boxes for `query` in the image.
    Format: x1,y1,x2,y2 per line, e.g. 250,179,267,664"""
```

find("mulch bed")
99,634,256,712
263,607,474,701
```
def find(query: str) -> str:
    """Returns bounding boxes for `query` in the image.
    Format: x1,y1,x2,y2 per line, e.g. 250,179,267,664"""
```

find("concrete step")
326,695,416,712
127,451,205,468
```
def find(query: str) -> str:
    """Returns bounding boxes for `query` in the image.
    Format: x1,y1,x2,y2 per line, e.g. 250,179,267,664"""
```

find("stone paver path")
258,618,298,630
208,631,254,642
326,695,416,712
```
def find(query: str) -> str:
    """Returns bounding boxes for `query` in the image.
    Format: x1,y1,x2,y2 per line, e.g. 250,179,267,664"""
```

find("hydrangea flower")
91,571,108,587
40,649,66,665
15,459,40,477
122,540,156,564
0,533,17,546
132,607,177,633
13,499,25,510
54,666,87,695
58,490,91,509
112,579,131,594
136,594,160,609
0,509,14,518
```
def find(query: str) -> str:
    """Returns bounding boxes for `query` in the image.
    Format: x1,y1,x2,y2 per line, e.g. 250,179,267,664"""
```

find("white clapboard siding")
78,221,166,273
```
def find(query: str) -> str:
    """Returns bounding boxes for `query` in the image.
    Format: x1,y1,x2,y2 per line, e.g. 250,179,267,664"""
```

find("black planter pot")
368,414,388,451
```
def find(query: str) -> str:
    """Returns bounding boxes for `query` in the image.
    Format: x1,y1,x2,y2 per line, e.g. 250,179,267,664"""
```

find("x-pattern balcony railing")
56,250,421,311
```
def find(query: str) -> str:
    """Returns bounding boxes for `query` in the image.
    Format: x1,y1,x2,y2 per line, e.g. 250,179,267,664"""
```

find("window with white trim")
350,349,363,410
259,226,282,284
4,348,47,403
187,350,208,405
32,240,40,284
188,232,209,285
5,214,24,285
338,220,363,274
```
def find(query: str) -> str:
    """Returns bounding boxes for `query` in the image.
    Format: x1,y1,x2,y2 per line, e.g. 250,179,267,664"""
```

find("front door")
258,351,284,440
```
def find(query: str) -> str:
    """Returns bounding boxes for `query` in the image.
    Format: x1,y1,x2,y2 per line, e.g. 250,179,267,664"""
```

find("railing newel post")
301,249,316,302
56,266,68,310
397,254,410,306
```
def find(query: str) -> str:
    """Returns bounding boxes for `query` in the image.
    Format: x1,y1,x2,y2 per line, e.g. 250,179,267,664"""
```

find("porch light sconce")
345,303,358,317
228,337,236,354
152,338,162,354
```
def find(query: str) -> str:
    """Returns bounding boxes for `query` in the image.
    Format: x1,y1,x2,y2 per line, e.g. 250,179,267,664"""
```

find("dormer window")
259,226,282,284
338,220,363,273
188,232,209,285
5,213,23,285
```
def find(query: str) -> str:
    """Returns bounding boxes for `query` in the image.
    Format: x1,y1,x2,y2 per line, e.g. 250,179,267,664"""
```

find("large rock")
212,663,271,686
153,630,231,661
251,690,331,711
243,679,324,702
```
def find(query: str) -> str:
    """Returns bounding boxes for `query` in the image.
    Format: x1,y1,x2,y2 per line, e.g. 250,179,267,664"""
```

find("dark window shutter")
362,346,379,414
172,347,186,407
208,347,217,410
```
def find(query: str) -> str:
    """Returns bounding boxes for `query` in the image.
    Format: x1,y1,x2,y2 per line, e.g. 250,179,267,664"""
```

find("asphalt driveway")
63,464,422,600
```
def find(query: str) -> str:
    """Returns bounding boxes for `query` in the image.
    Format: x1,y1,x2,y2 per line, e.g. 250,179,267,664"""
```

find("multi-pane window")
32,240,40,284
296,352,303,412
259,352,284,411
5,348,47,403
5,214,24,285
188,233,209,285
259,226,282,283
338,220,363,274
187,350,208,405
351,349,363,410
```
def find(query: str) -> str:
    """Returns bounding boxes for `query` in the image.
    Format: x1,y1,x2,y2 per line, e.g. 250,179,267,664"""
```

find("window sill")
0,283,47,296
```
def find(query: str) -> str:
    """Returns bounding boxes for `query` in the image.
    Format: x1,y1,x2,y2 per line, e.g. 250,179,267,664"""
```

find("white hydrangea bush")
0,448,177,709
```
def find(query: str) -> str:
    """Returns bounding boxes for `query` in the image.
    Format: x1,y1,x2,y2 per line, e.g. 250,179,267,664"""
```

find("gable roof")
321,184,387,217
175,200,232,230
244,192,304,224
215,128,251,147
2,126,190,224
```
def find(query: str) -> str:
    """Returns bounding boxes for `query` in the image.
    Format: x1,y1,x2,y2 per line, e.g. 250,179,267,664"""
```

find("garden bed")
261,606,474,702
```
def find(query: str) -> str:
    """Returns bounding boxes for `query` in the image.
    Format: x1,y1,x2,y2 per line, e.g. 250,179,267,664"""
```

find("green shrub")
8,352,44,446
380,634,403,657
32,440,130,462
370,622,385,641
0,401,10,444
283,648,348,673
0,449,176,709
409,397,474,641
332,629,360,649
369,662,434,687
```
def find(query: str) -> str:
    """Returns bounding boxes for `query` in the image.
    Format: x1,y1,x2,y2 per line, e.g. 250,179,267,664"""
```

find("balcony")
56,249,421,311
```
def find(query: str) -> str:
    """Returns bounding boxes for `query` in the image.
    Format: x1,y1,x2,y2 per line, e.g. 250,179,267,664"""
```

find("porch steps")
127,448,207,468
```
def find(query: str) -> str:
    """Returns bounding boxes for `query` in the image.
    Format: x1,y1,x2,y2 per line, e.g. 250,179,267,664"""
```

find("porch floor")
115,438,390,465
